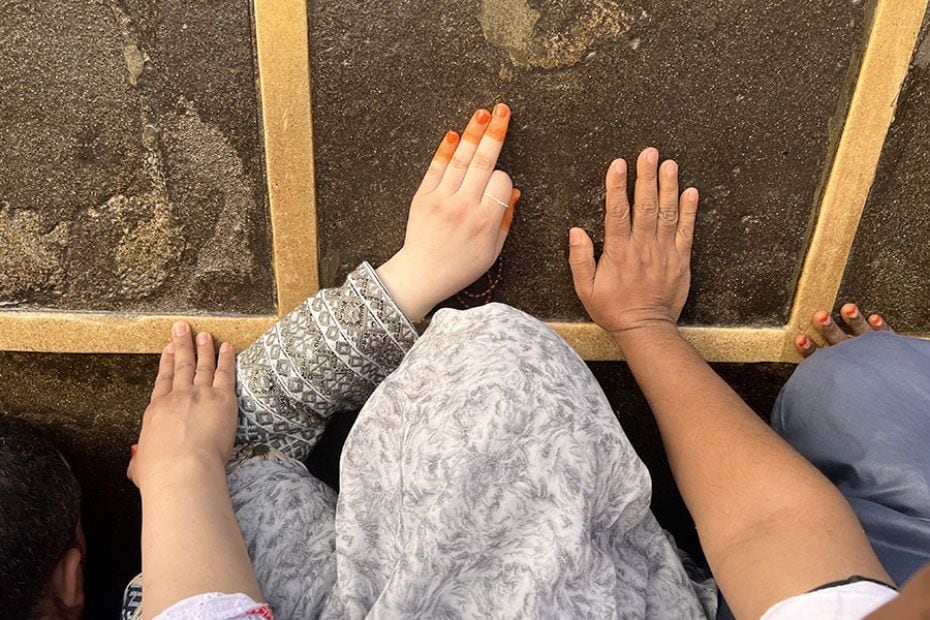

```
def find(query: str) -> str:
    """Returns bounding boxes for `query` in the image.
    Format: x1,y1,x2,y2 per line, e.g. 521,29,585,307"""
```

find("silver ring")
482,192,510,209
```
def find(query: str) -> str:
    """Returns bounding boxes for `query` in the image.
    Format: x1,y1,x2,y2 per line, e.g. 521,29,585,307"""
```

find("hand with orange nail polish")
377,104,519,321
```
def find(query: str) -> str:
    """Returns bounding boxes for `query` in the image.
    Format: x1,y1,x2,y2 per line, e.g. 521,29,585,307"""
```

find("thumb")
568,227,596,302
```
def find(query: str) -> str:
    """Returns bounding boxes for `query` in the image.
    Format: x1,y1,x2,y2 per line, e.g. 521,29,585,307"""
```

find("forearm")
618,326,816,516
140,457,262,619
235,262,418,459
617,325,889,616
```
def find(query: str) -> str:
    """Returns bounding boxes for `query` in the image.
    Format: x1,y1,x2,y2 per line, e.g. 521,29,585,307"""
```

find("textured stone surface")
0,0,275,314
311,0,869,325
838,19,930,333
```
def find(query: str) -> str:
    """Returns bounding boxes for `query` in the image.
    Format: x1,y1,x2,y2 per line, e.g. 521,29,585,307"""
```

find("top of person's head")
0,416,82,616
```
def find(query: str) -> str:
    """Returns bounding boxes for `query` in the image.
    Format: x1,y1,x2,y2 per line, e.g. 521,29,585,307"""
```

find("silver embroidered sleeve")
234,262,419,460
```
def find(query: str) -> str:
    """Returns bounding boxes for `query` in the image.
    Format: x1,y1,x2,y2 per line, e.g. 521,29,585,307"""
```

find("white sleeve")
762,581,897,620
154,593,273,620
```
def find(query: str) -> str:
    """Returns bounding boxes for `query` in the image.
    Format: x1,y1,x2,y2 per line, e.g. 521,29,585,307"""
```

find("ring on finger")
482,192,510,209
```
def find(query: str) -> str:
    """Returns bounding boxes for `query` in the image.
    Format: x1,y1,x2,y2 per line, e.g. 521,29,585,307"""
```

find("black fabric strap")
810,575,898,594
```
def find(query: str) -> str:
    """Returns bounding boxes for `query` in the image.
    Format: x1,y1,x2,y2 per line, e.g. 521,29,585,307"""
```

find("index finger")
459,103,511,198
416,130,460,195
150,342,175,402
213,341,237,391
604,158,631,252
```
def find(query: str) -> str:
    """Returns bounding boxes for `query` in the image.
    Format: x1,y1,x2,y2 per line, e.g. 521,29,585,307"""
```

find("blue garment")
772,332,930,586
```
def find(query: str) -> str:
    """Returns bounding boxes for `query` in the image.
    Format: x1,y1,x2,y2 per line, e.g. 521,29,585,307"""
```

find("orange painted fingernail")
511,188,521,206
462,114,489,144
502,206,514,232
815,311,829,324
486,120,510,141
130,444,138,458
493,103,510,118
433,131,458,163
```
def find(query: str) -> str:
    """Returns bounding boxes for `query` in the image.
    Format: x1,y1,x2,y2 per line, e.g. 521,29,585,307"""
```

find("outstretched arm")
236,105,519,461
569,149,890,619
131,329,264,619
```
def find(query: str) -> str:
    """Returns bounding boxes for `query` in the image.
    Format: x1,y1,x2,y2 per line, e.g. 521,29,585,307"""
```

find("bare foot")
795,303,894,358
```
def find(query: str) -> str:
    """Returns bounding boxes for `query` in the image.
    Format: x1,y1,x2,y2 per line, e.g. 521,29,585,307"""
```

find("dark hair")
0,416,82,614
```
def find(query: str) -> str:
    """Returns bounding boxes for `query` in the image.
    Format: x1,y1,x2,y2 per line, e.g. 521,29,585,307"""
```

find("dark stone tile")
0,352,155,619
0,1,275,314
311,0,869,326
588,361,795,562
838,18,930,333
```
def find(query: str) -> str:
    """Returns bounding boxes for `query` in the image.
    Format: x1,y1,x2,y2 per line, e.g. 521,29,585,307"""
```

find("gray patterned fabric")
235,262,418,461
229,301,717,619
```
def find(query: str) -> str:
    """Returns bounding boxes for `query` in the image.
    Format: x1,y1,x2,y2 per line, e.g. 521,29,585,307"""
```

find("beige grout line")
0,313,277,354
254,0,319,317
0,310,789,361
783,0,928,361
552,324,789,363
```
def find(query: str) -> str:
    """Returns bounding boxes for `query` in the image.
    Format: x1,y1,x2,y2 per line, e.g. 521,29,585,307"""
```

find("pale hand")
569,148,699,336
377,104,520,322
128,322,238,491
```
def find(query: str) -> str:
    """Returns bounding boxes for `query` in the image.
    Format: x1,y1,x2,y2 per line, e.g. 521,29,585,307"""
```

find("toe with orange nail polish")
798,335,810,348
815,311,829,324
844,304,859,318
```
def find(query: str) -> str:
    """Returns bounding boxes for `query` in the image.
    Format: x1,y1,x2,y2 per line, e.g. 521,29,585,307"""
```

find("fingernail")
613,159,626,175
664,160,678,175
220,342,232,353
196,332,208,345
173,321,187,337
130,444,138,459
569,228,581,246
511,188,522,206
646,148,658,164
493,103,510,118
475,109,491,124
445,130,460,144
